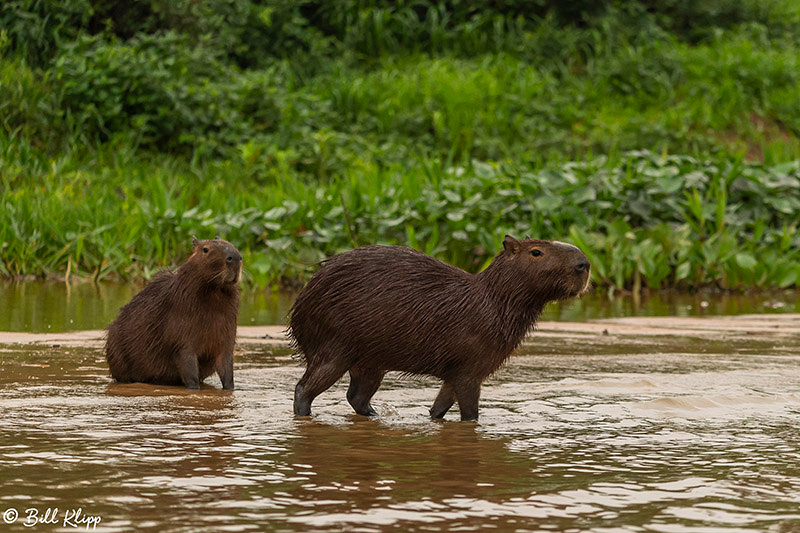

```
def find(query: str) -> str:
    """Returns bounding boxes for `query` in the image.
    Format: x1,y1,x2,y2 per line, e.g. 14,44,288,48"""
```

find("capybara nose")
227,255,239,264
575,261,590,273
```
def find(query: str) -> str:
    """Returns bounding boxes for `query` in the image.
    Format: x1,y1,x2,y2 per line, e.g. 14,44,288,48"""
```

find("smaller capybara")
105,237,242,389
288,235,591,420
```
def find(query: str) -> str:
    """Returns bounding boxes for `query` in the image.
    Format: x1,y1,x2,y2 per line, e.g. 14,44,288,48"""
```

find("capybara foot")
294,384,312,416
348,396,380,417
354,405,378,417
430,382,455,419
430,407,447,419
293,402,311,416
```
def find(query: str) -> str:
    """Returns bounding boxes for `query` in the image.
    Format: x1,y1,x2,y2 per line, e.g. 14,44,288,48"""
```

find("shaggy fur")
288,235,590,420
105,237,242,389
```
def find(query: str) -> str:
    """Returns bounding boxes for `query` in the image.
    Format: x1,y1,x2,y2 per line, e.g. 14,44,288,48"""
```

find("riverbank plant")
1,1,799,290
2,146,798,291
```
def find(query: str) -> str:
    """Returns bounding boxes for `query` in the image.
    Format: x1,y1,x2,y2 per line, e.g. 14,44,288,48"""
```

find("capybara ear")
192,236,199,249
503,235,520,254
214,235,221,240
525,234,531,240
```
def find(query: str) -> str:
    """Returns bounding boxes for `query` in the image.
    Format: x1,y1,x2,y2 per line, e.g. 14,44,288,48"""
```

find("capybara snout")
289,234,591,421
196,238,242,285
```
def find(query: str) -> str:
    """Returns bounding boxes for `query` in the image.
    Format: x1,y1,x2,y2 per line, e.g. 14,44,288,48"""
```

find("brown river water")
1,283,800,531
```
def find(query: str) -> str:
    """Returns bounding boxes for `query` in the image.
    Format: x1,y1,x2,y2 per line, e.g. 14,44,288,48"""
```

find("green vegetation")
2,1,800,291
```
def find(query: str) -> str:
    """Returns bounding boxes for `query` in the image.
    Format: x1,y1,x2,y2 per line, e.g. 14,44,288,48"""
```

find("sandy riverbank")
2,314,798,348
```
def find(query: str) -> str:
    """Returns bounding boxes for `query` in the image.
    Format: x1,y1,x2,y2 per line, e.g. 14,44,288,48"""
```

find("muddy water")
2,327,800,531
1,281,798,331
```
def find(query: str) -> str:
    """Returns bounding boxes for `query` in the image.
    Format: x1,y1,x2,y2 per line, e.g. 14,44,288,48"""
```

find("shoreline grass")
2,148,798,292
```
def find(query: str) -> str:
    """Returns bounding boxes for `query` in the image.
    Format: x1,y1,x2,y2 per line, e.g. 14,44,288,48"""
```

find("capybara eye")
530,249,543,257
202,247,209,253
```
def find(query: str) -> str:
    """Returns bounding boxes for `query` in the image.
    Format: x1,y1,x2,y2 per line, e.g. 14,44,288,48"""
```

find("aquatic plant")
2,148,798,291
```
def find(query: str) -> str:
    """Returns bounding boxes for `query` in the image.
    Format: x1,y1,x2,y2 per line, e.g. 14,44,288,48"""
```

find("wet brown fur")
288,235,590,420
105,237,242,389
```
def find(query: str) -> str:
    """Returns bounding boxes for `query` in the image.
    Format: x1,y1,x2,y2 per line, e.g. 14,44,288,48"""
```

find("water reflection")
539,289,800,321
2,335,800,531
1,280,798,332
285,419,521,498
0,281,298,332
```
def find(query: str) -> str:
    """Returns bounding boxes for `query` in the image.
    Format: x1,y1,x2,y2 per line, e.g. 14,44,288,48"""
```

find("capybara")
288,235,591,420
105,236,242,389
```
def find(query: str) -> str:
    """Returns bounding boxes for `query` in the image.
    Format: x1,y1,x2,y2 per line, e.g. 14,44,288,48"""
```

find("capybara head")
497,235,591,301
187,236,243,285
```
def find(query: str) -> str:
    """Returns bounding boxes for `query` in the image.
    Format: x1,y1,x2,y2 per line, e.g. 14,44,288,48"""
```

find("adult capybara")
105,237,242,389
288,235,591,420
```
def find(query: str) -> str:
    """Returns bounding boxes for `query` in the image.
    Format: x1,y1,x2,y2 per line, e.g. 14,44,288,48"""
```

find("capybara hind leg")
294,361,348,416
347,368,384,416
430,382,456,419
454,380,482,421
216,350,234,390
177,349,201,389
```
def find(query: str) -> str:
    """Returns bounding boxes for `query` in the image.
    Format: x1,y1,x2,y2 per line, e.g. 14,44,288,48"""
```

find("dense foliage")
1,1,799,290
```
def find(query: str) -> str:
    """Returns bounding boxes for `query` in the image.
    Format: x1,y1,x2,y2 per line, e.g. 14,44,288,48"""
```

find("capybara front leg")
217,350,234,390
454,380,482,421
430,382,455,419
177,349,201,389
347,368,384,416
294,361,348,416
